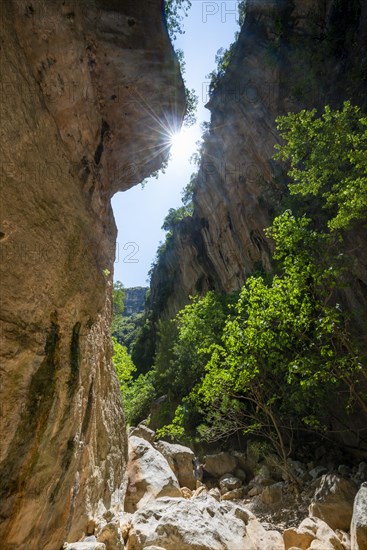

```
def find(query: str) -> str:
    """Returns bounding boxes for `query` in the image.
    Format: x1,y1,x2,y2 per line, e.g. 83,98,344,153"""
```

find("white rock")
351,482,367,550
154,440,196,490
219,473,242,494
126,494,257,550
63,544,106,550
124,436,181,513
309,474,357,530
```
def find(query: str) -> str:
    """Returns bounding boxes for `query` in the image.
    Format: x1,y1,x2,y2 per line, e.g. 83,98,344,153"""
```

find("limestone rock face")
149,0,367,317
309,475,358,531
351,483,367,550
0,1,184,548
145,0,367,448
124,437,181,513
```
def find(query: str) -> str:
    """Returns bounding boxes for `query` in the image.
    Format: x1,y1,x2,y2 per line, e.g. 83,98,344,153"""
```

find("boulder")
245,518,284,549
219,474,243,494
154,440,196,490
309,474,358,530
221,488,243,500
203,452,237,477
284,517,344,550
63,544,106,550
284,521,315,550
97,521,125,550
287,460,308,481
248,484,263,497
261,483,283,505
126,494,256,550
250,464,275,487
356,462,367,483
351,482,367,550
129,424,156,444
234,467,247,483
124,436,181,513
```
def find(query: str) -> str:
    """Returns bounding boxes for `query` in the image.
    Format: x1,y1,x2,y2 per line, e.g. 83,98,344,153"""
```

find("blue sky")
112,1,240,287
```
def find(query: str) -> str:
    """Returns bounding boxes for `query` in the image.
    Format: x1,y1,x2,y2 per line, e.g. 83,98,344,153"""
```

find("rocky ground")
63,424,367,550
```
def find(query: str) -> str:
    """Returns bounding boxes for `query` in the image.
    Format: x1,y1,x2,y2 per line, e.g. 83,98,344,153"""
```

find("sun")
169,126,199,164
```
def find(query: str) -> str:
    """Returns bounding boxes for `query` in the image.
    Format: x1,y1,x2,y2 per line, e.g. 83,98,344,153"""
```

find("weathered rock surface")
0,1,184,548
124,437,181,513
219,473,243,494
351,482,367,550
244,517,284,549
261,483,283,505
129,424,156,444
64,543,106,550
284,517,345,550
309,475,358,530
125,493,280,550
97,520,125,550
154,440,196,490
203,452,237,477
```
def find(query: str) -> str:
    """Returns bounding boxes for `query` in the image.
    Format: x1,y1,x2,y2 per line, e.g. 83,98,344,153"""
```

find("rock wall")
123,288,148,317
148,0,367,329
0,1,185,548
141,0,367,448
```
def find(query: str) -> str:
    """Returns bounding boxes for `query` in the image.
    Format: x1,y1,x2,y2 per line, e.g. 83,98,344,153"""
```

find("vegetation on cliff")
114,102,367,460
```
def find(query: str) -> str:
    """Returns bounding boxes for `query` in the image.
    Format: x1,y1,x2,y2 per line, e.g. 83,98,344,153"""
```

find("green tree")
274,102,367,230
155,291,238,439
166,213,364,473
112,337,156,426
164,0,192,41
111,281,126,335
112,337,136,394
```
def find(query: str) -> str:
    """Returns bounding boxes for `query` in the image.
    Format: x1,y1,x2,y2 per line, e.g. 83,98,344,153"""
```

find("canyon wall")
0,1,185,548
143,0,367,447
148,0,367,324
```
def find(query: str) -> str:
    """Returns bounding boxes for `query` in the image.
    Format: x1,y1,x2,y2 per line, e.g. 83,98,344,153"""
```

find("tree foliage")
156,103,367,462
164,0,192,41
113,337,156,426
274,102,367,230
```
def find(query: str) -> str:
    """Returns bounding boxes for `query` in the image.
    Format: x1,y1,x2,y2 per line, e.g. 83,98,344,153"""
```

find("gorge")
0,0,366,549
